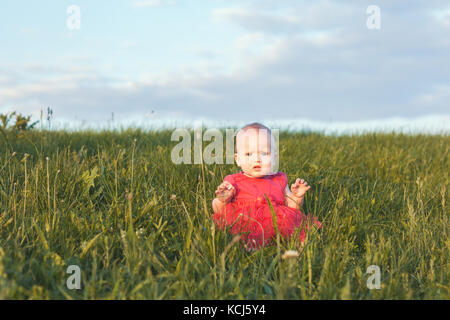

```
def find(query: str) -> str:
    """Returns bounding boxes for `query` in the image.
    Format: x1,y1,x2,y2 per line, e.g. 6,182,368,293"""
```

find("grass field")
0,129,448,299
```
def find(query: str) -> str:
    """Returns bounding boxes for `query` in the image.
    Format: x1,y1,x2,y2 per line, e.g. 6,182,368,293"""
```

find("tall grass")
0,129,448,299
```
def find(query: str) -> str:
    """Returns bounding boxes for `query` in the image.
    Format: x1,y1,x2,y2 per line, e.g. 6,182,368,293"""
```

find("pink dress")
213,171,322,250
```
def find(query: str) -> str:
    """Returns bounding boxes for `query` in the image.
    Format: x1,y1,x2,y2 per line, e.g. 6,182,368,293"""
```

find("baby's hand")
290,178,311,199
215,181,235,203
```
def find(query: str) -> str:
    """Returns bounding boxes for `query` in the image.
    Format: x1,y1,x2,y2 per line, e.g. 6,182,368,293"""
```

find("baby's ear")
234,153,240,166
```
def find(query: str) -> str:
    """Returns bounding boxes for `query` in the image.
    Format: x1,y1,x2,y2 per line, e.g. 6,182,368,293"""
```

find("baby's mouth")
253,165,262,170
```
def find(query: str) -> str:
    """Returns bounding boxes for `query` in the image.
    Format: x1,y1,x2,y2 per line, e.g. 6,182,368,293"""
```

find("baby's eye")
261,152,269,156
245,152,252,156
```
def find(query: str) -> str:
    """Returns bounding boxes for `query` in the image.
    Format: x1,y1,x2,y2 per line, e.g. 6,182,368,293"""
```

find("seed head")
282,250,300,260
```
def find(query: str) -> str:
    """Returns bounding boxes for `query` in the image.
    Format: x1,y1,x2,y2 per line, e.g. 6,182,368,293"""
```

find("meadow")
0,128,448,299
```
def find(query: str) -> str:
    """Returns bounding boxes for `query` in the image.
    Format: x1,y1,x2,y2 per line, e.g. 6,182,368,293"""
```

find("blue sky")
1,0,449,130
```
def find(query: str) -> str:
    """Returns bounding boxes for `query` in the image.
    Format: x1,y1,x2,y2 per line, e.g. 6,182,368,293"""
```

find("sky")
0,0,449,132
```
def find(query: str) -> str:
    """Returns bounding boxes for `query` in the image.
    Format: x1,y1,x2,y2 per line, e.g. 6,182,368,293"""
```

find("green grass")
0,128,448,299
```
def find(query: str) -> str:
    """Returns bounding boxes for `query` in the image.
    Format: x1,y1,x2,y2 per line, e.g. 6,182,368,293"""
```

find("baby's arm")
285,178,311,210
212,181,235,213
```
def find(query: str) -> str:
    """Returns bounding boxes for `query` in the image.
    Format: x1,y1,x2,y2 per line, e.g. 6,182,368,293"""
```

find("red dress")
213,171,321,250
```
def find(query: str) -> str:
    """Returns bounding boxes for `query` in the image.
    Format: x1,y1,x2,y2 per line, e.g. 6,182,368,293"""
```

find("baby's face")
235,128,274,178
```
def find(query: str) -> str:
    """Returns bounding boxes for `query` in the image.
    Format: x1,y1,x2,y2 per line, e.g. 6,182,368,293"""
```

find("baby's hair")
238,122,272,135
235,122,275,154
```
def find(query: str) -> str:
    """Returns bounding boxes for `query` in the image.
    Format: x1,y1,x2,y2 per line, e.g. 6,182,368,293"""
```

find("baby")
212,122,321,250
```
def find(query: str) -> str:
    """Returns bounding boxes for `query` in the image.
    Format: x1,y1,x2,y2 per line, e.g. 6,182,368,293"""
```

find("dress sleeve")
224,174,236,187
223,174,238,201
278,172,288,189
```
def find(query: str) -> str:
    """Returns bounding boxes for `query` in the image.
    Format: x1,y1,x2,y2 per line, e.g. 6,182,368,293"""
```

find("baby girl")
212,122,322,251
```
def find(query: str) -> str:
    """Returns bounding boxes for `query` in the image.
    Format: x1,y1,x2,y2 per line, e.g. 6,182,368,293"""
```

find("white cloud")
212,7,302,33
412,84,450,109
432,8,450,27
132,0,175,8
183,47,218,59
119,41,138,49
